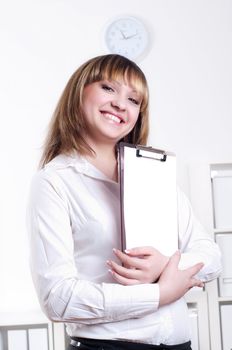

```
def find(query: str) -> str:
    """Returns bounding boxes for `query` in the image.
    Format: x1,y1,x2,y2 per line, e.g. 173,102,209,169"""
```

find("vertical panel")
0,331,4,350
220,304,232,350
52,323,66,350
8,330,27,350
188,307,199,350
216,234,232,297
211,166,232,229
28,328,48,350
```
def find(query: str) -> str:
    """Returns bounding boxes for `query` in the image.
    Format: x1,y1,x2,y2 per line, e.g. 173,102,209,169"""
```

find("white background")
0,0,231,313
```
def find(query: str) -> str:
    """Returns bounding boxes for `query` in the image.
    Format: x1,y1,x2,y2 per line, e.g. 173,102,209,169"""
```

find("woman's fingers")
108,268,139,285
170,250,181,265
107,259,139,279
110,247,170,284
124,246,156,257
187,261,204,277
190,277,205,289
159,251,205,305
112,248,143,269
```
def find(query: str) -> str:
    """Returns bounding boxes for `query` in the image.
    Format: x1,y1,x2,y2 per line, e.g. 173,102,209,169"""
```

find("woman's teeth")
102,113,122,124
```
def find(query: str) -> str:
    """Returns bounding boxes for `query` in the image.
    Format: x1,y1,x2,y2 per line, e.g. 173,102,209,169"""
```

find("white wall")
0,0,231,313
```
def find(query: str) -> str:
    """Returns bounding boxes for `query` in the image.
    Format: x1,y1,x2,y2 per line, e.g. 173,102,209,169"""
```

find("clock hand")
119,30,127,39
124,31,138,40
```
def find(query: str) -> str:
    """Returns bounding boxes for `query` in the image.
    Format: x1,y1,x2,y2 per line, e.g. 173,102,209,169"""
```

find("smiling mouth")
101,112,124,124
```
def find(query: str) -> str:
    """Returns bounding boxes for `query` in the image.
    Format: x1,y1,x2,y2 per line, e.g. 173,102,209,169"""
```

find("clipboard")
119,142,178,256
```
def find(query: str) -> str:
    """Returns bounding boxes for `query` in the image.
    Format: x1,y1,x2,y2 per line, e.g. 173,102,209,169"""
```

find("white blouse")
27,153,221,345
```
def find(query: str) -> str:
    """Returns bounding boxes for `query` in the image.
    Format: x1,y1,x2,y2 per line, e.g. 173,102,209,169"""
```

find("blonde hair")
40,54,149,168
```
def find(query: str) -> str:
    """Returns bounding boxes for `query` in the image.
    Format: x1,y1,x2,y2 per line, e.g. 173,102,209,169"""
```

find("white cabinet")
188,308,199,350
220,304,232,350
8,330,27,350
185,290,210,350
28,328,49,350
189,162,232,350
211,166,232,229
216,234,232,297
0,311,53,350
7,328,49,350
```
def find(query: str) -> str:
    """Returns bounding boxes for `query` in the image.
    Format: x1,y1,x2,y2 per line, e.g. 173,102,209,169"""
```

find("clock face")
105,17,149,61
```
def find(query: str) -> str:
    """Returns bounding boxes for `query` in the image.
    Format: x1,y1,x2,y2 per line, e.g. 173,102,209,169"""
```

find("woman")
27,54,221,350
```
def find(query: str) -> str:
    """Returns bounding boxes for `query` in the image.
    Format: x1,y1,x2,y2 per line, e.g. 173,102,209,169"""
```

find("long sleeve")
177,189,222,282
27,170,159,324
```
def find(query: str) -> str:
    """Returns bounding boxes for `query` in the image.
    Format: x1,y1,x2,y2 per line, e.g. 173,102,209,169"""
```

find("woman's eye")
101,84,114,92
129,97,140,105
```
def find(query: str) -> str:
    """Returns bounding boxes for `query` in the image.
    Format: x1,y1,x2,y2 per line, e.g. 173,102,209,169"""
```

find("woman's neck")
85,142,118,182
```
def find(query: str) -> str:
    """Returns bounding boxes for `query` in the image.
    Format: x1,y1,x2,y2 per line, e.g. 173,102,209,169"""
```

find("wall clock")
104,16,150,61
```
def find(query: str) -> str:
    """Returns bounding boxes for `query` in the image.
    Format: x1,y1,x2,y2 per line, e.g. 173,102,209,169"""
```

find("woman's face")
81,79,142,147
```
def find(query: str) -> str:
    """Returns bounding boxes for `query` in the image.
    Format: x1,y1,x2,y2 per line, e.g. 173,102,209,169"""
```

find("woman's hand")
107,246,169,285
159,251,204,306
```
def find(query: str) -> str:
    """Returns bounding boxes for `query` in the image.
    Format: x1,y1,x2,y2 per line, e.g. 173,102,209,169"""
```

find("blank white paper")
120,145,178,256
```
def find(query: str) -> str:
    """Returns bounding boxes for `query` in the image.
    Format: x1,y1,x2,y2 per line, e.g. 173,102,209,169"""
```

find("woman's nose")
111,97,126,111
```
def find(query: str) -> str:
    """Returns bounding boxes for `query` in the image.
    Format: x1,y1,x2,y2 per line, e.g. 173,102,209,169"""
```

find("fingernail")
125,249,130,254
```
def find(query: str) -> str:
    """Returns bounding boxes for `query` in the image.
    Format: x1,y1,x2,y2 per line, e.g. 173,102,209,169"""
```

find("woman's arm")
27,171,160,324
108,249,204,303
108,189,222,285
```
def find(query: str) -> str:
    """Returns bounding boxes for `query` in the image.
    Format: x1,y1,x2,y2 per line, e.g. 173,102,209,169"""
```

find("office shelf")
189,162,232,350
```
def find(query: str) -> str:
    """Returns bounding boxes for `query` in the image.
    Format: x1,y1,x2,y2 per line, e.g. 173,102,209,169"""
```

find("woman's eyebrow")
107,79,140,94
102,78,142,98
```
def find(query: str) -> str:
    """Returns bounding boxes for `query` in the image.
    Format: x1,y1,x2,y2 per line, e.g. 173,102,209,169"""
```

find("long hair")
40,54,149,168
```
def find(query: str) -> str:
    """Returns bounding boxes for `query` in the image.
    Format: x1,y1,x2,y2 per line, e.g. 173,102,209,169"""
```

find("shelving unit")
211,164,232,350
0,311,54,350
189,162,232,350
185,289,210,350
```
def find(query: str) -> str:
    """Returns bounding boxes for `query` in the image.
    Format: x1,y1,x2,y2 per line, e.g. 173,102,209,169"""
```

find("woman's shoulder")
37,153,83,175
44,153,81,170
29,155,78,200
31,154,79,186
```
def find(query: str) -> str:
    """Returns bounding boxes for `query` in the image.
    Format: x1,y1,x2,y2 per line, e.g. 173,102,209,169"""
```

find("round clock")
104,16,150,61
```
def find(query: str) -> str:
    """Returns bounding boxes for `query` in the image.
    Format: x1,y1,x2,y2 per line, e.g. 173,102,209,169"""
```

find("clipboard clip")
136,146,167,162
